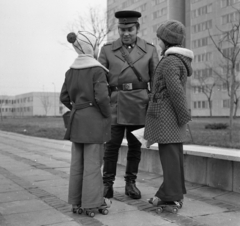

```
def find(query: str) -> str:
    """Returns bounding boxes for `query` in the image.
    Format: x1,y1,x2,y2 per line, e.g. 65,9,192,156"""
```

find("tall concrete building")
106,0,240,117
107,0,185,56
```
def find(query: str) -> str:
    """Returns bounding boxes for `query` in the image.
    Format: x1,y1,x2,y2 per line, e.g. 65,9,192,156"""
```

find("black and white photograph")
0,0,240,225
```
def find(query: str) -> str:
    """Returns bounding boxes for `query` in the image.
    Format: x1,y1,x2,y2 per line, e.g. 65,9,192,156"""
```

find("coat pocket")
147,101,162,119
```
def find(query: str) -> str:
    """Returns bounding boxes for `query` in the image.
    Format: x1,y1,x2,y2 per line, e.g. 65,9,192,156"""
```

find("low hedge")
205,123,229,130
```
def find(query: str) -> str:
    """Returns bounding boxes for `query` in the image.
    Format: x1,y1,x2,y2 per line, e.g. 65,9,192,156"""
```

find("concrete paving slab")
0,177,15,185
95,199,173,226
194,211,240,226
187,186,229,199
179,198,225,217
0,199,51,215
3,208,73,226
0,190,36,203
45,221,82,226
0,183,24,193
35,185,69,202
215,192,240,207
15,169,59,183
33,178,68,188
96,209,173,226
56,168,70,174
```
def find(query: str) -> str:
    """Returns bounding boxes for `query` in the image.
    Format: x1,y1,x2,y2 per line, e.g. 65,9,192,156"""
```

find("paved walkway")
0,130,240,226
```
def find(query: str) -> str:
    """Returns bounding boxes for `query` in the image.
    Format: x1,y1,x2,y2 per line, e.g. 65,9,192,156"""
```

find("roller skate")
147,196,182,214
81,198,112,218
72,204,83,215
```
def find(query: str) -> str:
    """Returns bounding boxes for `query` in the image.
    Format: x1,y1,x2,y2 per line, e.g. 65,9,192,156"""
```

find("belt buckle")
122,83,133,91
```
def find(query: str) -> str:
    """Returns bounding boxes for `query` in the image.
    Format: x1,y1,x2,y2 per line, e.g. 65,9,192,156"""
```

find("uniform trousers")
155,143,186,201
103,125,143,183
68,142,104,208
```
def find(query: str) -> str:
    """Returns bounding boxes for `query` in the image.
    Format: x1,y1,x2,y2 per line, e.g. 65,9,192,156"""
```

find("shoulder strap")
120,47,143,82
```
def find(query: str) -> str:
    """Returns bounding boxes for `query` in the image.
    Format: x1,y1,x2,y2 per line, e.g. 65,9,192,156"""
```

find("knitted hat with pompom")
157,20,185,45
67,31,98,58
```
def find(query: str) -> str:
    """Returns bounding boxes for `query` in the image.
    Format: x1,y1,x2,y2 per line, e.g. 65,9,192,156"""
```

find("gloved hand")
146,140,155,148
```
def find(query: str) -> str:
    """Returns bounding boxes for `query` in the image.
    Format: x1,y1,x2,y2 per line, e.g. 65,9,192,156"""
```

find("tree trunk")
229,72,236,143
208,99,212,116
234,99,238,118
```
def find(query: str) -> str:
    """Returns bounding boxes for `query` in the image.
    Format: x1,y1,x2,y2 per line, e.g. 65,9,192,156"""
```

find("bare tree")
40,94,52,116
191,64,219,116
208,6,240,142
65,5,115,50
213,60,240,117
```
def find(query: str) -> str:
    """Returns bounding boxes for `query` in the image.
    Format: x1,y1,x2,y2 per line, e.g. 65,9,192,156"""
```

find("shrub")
205,123,229,130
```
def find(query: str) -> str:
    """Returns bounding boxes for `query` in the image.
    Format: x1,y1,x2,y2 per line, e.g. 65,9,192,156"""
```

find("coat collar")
165,47,194,60
112,37,147,53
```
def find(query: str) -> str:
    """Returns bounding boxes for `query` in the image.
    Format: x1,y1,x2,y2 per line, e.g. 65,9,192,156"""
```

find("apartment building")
107,0,185,56
0,92,67,117
106,0,240,117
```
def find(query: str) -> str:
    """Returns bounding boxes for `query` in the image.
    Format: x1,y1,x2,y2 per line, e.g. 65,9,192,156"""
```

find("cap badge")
123,18,127,23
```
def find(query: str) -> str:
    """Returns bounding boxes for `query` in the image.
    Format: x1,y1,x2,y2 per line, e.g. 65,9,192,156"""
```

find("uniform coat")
60,66,111,143
98,37,159,125
144,47,194,143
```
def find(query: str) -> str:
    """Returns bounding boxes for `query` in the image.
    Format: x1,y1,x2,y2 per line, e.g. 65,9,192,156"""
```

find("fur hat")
67,31,98,58
157,20,185,45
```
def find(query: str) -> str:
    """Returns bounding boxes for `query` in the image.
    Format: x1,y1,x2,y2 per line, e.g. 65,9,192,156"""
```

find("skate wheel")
102,208,108,215
178,201,183,209
77,208,83,215
89,211,95,217
98,209,102,213
172,207,178,214
72,207,77,214
156,207,163,214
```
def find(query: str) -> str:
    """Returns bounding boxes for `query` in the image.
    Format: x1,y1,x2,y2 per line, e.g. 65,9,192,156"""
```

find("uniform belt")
110,82,148,91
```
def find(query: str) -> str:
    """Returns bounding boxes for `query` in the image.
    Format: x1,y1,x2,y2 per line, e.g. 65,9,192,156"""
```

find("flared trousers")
155,143,186,201
68,142,104,208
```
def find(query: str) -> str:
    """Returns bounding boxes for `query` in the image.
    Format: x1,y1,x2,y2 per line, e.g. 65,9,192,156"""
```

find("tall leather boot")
125,160,141,199
103,161,117,199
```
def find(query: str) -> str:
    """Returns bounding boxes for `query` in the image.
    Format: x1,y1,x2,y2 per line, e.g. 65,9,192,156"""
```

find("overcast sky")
0,0,106,96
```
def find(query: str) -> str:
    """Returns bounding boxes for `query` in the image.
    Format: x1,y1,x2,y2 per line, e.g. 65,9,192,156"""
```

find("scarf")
70,54,109,72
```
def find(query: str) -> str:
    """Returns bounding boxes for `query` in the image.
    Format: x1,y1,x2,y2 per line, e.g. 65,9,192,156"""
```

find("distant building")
0,92,68,117
106,0,240,117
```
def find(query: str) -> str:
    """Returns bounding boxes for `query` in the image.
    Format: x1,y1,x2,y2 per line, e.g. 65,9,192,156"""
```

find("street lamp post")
52,83,56,116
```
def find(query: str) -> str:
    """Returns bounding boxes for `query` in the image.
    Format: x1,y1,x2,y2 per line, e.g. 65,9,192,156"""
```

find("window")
192,4,212,18
194,101,197,108
207,4,212,13
152,7,167,19
153,10,160,19
141,3,147,11
142,28,147,36
222,82,228,90
152,24,159,32
152,0,166,5
223,99,230,108
140,15,147,24
221,0,240,8
202,101,208,108
198,101,201,108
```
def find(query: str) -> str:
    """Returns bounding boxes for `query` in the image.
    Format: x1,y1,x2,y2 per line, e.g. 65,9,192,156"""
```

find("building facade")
0,92,68,117
106,0,240,117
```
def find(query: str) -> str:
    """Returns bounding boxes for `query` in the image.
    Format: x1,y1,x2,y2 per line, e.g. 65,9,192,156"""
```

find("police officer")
98,10,159,199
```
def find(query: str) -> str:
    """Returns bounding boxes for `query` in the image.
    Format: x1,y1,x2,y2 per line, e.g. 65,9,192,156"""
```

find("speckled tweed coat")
144,47,194,143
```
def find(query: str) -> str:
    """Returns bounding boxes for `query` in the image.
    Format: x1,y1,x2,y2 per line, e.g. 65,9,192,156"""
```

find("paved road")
0,130,240,226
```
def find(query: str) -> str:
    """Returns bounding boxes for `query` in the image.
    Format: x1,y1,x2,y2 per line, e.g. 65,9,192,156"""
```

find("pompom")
67,32,77,44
